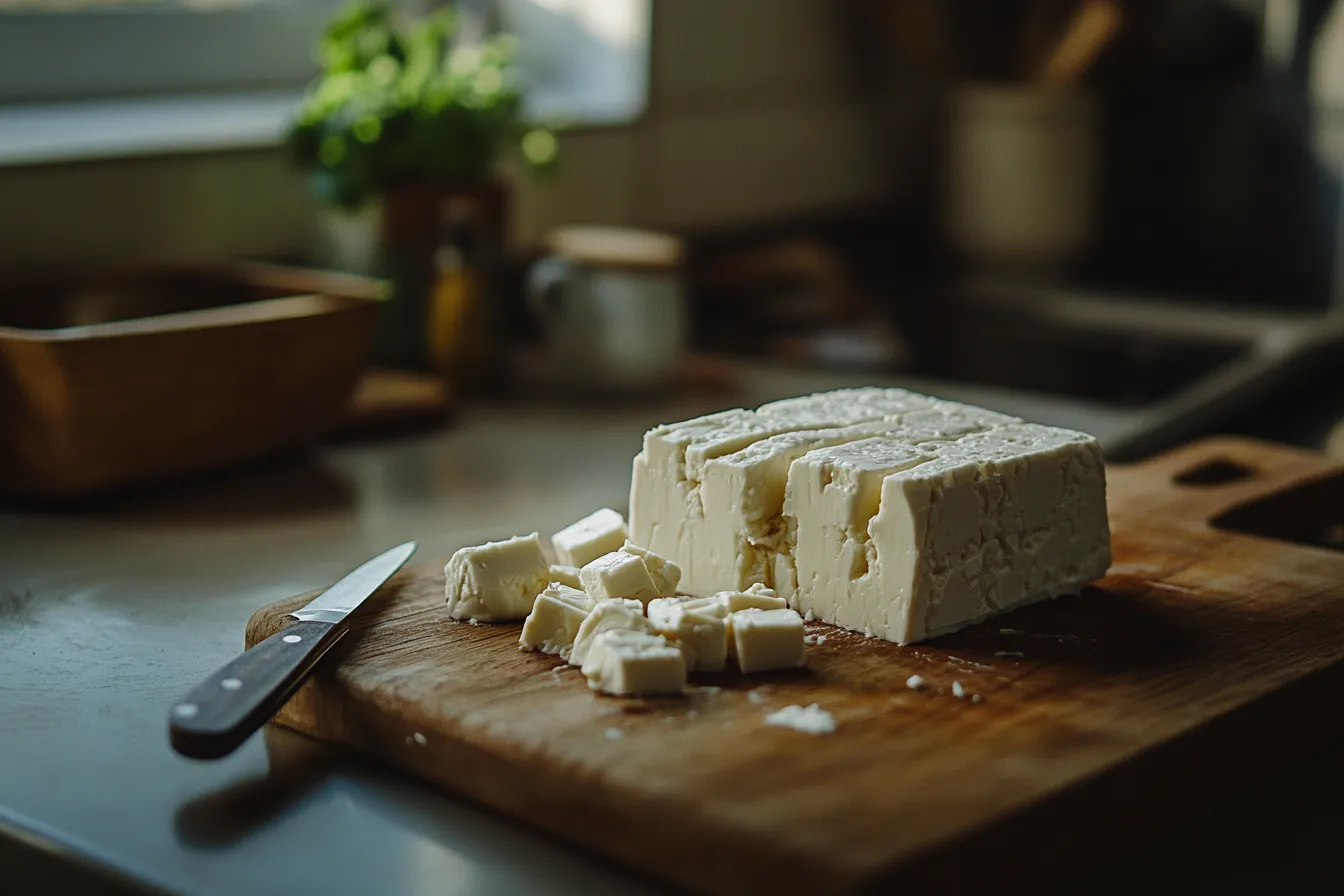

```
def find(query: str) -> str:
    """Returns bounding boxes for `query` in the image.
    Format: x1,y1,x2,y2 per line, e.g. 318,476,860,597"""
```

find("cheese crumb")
747,687,770,704
906,674,926,690
951,680,967,699
803,633,827,646
764,704,836,735
604,727,623,740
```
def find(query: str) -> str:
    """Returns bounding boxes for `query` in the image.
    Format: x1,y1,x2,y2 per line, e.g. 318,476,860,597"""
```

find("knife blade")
168,541,417,760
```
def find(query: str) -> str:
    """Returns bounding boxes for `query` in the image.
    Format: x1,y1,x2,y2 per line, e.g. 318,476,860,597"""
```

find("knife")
169,541,417,760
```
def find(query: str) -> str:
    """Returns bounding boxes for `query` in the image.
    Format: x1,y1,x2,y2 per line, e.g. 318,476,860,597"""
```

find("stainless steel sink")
711,284,1344,461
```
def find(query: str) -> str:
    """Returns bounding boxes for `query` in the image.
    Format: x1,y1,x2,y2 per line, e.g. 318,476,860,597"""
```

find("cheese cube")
551,508,628,567
785,426,1111,643
579,551,661,605
519,585,595,658
444,533,551,622
648,598,727,672
547,564,583,589
569,598,650,665
619,540,681,595
581,630,687,696
728,608,806,673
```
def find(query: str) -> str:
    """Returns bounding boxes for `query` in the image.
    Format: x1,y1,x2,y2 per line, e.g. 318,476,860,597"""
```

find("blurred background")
4,0,1344,500
9,6,1344,894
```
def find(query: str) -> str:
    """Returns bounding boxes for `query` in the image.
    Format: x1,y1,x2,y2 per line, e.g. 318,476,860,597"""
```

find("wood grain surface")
247,436,1344,894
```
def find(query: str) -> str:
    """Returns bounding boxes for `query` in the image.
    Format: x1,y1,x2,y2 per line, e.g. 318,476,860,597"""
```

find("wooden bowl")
0,261,385,498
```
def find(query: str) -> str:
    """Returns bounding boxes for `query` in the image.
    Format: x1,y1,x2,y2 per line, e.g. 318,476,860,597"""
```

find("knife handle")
169,619,345,760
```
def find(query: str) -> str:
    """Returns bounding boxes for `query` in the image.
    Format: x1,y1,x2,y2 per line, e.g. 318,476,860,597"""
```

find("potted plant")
286,0,557,372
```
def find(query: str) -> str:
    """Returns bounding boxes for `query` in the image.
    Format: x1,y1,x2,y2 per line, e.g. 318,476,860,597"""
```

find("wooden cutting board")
247,437,1344,894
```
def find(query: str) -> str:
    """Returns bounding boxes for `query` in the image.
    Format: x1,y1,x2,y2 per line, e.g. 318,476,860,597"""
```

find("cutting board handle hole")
1211,469,1344,553
1173,458,1256,487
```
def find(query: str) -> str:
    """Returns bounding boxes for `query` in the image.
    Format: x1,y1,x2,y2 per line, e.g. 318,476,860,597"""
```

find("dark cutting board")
246,437,1344,894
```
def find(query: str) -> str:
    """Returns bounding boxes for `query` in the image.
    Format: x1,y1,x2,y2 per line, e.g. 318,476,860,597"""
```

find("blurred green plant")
286,0,557,210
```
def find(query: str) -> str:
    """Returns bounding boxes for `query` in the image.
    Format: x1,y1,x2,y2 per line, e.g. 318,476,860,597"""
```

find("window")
0,0,649,123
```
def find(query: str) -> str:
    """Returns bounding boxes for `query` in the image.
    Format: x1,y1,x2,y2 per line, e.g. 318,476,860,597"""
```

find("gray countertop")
4,376,1344,896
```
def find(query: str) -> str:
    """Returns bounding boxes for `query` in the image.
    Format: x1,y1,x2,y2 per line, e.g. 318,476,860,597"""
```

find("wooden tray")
0,261,384,497
247,437,1344,894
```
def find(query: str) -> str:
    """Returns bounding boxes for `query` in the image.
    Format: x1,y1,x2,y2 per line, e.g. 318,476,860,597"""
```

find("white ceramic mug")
527,227,687,392
944,85,1097,281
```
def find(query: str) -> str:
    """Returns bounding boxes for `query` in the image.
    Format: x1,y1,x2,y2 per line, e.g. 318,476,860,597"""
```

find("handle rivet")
173,703,199,719
221,678,243,691
283,634,302,644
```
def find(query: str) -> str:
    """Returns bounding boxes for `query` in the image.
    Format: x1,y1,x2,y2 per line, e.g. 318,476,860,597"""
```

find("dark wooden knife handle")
169,619,344,760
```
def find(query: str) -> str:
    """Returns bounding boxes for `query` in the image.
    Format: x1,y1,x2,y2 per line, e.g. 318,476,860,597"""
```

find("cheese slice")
581,630,687,696
552,508,629,567
444,532,551,622
519,585,595,658
569,598,650,665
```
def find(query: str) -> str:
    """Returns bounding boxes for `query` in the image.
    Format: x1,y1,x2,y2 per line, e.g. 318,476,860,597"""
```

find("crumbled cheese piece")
764,703,836,735
552,508,628,567
579,551,661,604
747,687,770,704
569,598,650,665
444,532,551,622
581,630,686,696
619,540,682,596
802,633,827,646
604,727,623,740
951,680,967,699
519,585,595,658
728,607,806,674
547,564,583,589
906,674,926,690
648,598,727,672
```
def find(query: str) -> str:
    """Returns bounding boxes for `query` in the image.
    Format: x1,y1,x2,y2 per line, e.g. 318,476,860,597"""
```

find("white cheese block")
618,541,681,596
519,585,595,658
569,598,650,665
547,564,584,589
579,550,661,605
784,425,1111,643
444,532,552,622
551,508,629,567
581,630,687,696
648,598,727,672
727,607,806,673
629,388,1110,644
631,388,1022,594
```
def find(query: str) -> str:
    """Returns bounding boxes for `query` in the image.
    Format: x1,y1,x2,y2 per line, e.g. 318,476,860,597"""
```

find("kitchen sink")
707,283,1344,461
902,296,1251,407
